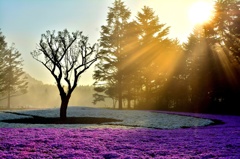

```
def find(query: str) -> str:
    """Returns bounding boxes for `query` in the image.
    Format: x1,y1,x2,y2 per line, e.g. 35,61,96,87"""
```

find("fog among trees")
0,73,100,109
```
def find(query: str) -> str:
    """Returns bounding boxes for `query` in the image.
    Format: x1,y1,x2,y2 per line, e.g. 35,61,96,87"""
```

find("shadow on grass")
1,111,122,124
1,117,122,124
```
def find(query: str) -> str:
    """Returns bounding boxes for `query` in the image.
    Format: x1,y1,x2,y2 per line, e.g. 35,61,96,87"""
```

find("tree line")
93,0,240,115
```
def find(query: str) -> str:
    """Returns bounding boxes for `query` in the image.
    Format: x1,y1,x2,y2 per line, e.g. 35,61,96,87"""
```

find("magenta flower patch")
0,109,240,158
1,120,240,158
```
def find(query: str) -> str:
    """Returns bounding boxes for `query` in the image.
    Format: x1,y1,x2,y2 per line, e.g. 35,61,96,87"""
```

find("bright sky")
0,0,214,85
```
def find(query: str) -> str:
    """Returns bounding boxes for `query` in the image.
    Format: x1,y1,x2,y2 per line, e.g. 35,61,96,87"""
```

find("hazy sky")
0,0,214,85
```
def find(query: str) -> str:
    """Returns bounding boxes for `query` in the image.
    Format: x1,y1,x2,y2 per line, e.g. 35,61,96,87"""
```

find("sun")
188,1,214,24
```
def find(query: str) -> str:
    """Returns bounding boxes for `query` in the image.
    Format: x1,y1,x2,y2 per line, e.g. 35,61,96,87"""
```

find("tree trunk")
127,99,131,109
60,97,70,120
118,88,123,109
127,89,131,109
118,77,123,109
7,87,10,109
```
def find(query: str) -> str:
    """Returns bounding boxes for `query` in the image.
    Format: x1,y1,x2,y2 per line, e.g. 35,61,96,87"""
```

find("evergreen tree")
133,6,173,108
205,0,240,64
158,39,185,111
0,31,7,94
3,45,28,108
204,0,240,114
183,26,215,112
0,30,28,108
93,0,131,109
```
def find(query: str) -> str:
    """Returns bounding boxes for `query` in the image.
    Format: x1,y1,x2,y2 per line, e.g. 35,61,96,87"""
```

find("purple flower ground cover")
0,113,240,158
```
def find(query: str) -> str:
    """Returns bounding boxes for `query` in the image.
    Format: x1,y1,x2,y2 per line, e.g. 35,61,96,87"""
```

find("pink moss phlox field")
1,114,240,158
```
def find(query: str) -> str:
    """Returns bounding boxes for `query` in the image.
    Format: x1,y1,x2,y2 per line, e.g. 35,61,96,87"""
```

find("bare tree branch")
31,29,98,119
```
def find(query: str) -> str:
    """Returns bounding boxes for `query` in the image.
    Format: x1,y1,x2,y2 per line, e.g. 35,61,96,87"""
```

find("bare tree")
31,29,98,119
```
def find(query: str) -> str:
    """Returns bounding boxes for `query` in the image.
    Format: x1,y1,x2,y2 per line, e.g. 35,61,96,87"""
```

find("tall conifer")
93,0,131,109
0,31,28,108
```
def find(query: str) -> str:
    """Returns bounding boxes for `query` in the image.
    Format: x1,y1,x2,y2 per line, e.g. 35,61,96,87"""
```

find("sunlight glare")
188,1,214,24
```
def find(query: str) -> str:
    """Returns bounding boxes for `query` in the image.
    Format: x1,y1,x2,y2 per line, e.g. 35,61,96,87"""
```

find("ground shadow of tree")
1,111,121,124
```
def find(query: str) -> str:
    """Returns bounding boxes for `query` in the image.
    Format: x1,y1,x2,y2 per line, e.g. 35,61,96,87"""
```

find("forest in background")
93,0,240,115
0,73,102,109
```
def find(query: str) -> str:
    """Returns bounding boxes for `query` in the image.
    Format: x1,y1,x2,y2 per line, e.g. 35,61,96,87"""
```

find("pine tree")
133,6,172,107
203,0,240,113
183,26,215,112
0,31,7,94
204,0,240,64
0,30,28,108
3,45,28,108
93,0,131,109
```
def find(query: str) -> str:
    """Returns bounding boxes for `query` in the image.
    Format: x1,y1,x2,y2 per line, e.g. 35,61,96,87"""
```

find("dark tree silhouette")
204,0,240,64
31,29,98,119
182,26,215,112
203,0,240,114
